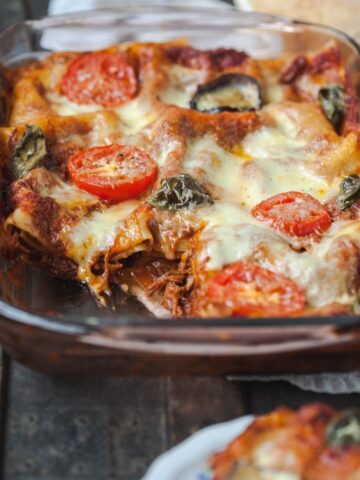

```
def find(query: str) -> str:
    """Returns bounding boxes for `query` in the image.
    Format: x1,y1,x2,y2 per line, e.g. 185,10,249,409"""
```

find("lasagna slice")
5,167,153,301
211,404,360,480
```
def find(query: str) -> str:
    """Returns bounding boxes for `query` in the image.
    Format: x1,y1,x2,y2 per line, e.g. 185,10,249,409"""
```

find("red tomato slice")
61,52,137,107
68,145,157,202
251,191,332,237
308,46,342,75
207,261,305,317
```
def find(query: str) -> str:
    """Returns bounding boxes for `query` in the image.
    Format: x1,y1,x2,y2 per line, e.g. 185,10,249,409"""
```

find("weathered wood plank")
3,362,167,480
3,367,249,479
166,377,247,446
0,0,26,30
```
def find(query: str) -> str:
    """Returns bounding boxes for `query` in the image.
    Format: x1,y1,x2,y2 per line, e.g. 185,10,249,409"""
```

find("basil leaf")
337,174,360,211
9,125,47,179
327,409,360,448
318,85,345,132
147,173,213,211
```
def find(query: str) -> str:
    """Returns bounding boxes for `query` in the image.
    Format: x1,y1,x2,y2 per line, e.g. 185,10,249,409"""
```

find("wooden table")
0,356,359,480
0,1,359,479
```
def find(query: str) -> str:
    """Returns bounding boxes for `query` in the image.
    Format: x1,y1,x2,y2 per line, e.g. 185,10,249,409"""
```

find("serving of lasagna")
0,39,359,318
210,403,360,479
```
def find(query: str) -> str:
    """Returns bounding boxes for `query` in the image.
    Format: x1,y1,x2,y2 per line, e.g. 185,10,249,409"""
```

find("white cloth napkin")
228,372,360,394
47,0,360,394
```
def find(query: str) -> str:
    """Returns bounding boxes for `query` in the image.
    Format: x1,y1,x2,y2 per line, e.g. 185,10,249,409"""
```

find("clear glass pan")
0,6,360,375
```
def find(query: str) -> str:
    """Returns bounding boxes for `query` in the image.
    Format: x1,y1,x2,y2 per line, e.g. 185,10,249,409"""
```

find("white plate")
142,415,254,480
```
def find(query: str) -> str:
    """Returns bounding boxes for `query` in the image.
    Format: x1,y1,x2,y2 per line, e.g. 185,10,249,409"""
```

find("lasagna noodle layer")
5,168,153,300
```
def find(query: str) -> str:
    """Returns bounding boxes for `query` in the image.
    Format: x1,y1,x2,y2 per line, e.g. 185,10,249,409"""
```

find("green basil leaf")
337,174,360,211
9,125,47,179
147,173,213,211
318,85,345,132
326,409,360,448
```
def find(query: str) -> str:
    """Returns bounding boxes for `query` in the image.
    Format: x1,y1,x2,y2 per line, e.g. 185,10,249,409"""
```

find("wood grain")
3,363,167,480
166,377,246,446
2,363,360,480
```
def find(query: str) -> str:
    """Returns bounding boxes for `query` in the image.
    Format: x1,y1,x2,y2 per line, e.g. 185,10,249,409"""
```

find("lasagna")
210,403,360,480
0,40,360,318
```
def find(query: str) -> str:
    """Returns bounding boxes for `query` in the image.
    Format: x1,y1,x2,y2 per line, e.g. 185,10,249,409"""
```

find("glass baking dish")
1,6,360,375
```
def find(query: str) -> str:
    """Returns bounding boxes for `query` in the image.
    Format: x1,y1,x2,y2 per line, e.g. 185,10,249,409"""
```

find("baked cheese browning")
5,168,81,253
211,404,360,480
0,110,123,175
1,40,360,316
145,108,259,189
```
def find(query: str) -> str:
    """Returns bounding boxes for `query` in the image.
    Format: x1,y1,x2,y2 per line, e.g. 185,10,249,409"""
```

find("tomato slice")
207,261,305,317
251,191,332,237
61,52,137,107
68,145,157,202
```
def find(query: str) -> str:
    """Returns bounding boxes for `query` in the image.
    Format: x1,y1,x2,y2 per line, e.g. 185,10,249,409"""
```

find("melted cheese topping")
160,65,207,108
46,92,156,136
241,126,333,201
36,174,99,212
114,98,158,135
46,91,100,116
66,201,140,265
65,200,153,299
184,129,336,210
